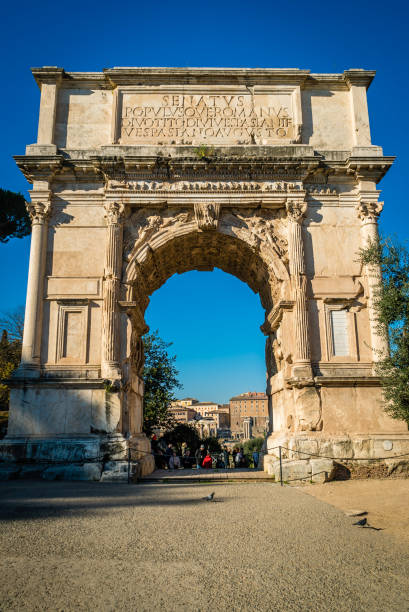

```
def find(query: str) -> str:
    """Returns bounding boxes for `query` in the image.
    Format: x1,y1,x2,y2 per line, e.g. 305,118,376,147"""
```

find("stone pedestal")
0,432,154,481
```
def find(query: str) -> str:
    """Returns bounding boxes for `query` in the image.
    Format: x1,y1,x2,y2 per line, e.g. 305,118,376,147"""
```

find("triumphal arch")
3,66,408,478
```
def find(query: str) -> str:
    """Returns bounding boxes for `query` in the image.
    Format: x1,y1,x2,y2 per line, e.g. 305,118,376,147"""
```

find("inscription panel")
117,87,301,145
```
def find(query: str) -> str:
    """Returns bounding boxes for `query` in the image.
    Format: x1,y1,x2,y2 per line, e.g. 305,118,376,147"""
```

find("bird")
353,518,367,527
202,492,215,501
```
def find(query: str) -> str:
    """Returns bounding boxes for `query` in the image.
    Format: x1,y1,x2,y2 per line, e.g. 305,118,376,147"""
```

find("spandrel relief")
123,208,193,260
220,208,289,281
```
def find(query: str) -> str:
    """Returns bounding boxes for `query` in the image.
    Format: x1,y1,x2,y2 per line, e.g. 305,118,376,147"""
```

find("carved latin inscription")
119,91,299,145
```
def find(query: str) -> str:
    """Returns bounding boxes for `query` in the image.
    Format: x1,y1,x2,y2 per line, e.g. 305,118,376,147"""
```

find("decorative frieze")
107,179,303,193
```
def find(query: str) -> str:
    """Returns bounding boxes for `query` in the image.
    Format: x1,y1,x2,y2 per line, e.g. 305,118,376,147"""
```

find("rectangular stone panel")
46,277,101,298
116,86,301,145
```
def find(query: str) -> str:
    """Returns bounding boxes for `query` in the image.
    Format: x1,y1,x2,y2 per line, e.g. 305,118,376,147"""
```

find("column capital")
285,199,307,224
356,200,383,223
26,200,51,226
104,201,125,225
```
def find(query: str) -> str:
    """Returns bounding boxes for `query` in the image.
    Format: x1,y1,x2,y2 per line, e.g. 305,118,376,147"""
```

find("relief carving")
124,208,193,259
26,201,51,225
130,329,145,376
194,203,220,231
107,179,301,193
221,209,289,281
285,199,307,224
356,201,384,222
104,201,125,225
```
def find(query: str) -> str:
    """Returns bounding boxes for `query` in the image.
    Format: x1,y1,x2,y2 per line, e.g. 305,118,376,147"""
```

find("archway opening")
145,269,267,436
121,226,284,443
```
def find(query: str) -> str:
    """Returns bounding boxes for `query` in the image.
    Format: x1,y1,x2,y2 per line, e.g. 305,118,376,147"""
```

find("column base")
291,361,313,380
0,433,155,481
262,431,409,480
13,363,41,379
101,362,122,380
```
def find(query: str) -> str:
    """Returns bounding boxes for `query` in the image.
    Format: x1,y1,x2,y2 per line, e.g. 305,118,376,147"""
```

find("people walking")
223,446,230,469
182,448,195,469
165,443,174,468
252,449,259,469
169,451,181,470
202,451,213,469
154,449,167,470
195,444,206,469
235,448,243,468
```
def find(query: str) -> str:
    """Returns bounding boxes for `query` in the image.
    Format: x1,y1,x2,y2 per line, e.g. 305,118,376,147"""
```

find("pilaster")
345,69,373,147
33,67,64,146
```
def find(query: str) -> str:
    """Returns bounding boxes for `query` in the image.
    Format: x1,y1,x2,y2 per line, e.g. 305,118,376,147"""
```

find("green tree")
142,330,181,434
0,329,22,436
164,423,200,454
0,306,25,342
360,237,409,425
243,436,265,454
0,189,30,243
202,436,221,453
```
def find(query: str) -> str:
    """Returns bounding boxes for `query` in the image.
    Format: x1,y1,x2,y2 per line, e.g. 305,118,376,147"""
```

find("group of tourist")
151,436,260,470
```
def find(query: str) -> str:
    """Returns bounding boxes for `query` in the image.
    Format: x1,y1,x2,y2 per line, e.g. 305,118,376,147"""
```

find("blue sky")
0,0,408,402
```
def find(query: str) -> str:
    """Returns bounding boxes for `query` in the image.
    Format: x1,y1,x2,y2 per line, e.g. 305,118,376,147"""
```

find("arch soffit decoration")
121,204,291,318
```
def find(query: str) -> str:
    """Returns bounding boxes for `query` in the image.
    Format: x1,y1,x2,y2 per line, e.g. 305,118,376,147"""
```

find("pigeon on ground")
353,518,367,527
352,517,382,530
202,492,215,501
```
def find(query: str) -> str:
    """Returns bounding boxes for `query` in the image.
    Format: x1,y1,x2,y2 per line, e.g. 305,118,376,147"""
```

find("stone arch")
123,204,290,307
119,204,291,438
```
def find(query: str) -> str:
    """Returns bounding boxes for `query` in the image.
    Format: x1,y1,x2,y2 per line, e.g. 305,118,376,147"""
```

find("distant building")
169,406,198,423
191,417,218,439
170,398,231,438
193,401,221,418
171,398,199,408
229,392,269,438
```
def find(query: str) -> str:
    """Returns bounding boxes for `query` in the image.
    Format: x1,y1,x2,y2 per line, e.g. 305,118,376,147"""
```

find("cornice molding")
13,148,394,185
30,66,376,91
31,66,64,87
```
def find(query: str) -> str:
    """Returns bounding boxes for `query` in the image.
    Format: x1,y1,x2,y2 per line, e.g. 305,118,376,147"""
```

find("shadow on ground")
0,481,233,521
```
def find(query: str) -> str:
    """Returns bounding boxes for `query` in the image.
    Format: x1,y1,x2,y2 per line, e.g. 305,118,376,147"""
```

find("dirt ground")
1,480,409,611
302,479,409,542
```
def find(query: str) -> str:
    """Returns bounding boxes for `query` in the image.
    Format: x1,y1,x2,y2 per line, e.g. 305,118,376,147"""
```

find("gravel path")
1,481,409,611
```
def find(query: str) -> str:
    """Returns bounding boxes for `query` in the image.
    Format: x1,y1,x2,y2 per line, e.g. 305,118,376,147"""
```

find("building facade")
230,392,269,438
171,398,199,409
168,406,197,423
2,65,409,479
193,402,221,418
